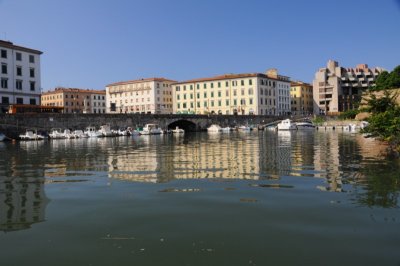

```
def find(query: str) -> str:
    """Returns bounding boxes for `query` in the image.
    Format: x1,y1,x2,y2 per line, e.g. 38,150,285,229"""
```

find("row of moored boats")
16,124,185,140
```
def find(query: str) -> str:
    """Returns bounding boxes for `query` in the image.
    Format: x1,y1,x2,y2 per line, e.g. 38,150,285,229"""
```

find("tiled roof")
0,40,43,55
42,88,106,95
173,73,288,85
106,77,177,87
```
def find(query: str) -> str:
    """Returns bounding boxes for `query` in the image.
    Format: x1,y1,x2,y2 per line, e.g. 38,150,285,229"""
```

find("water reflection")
0,142,48,232
0,130,399,234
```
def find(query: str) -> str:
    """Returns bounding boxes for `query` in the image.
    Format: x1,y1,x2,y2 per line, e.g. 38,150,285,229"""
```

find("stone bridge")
0,113,287,139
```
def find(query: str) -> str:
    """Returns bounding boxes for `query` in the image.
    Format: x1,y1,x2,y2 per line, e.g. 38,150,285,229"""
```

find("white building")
0,40,42,113
106,78,175,114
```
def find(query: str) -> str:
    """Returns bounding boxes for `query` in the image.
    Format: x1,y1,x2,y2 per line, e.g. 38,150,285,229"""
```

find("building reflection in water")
0,142,48,232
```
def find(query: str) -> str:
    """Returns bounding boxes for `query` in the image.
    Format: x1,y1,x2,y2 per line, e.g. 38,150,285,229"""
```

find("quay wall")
0,113,282,139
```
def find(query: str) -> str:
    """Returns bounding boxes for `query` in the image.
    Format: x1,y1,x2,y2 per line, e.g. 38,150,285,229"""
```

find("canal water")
0,131,399,266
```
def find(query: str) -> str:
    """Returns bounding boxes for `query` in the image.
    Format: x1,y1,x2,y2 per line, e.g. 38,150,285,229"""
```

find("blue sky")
1,0,399,91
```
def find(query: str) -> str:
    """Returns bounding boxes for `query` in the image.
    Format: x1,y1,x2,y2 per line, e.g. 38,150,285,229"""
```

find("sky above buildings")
1,0,399,91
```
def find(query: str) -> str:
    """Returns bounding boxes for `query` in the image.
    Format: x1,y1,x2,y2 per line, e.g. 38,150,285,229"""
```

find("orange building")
41,87,106,113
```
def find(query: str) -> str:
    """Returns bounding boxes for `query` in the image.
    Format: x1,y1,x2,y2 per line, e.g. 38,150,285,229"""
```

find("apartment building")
172,69,291,115
313,60,384,115
0,40,42,113
290,81,313,115
41,88,106,113
106,78,175,114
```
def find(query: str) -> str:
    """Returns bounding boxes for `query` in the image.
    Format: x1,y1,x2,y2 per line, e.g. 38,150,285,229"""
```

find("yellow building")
41,88,106,113
106,78,176,114
290,81,313,115
172,70,291,115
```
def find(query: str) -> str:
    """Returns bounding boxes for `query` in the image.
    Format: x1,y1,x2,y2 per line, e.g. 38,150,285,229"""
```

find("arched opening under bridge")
167,120,197,132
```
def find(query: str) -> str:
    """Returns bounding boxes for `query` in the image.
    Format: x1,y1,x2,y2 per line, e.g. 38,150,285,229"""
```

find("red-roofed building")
41,87,106,113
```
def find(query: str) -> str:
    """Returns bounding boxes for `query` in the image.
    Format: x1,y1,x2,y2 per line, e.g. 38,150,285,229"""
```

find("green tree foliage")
373,66,400,91
363,90,400,147
338,109,360,119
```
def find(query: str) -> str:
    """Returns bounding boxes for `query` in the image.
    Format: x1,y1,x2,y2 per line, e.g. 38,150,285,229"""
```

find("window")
249,79,253,85
16,80,22,90
1,49,6,58
16,52,22,61
203,83,207,89
184,85,186,91
30,98,36,105
211,101,214,107
218,100,221,106
211,92,214,97
183,103,187,108
226,100,229,106
29,55,35,63
190,85,193,90
197,102,200,108
16,97,23,104
2,96,9,104
30,68,35,78
1,64,7,74
218,91,221,97
241,80,244,86
225,81,229,87
197,93,200,99
218,82,221,88
204,92,207,98
177,95,180,100
249,98,253,105
17,66,22,76
30,81,35,91
233,99,237,105
211,83,214,88
1,78,7,89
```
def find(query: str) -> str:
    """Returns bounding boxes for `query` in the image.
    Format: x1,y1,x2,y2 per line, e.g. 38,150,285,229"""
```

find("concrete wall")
0,113,282,139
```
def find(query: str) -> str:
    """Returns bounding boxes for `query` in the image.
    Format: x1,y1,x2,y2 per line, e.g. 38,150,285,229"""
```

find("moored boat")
99,124,115,137
277,119,297,130
49,128,65,139
172,126,184,134
140,124,162,135
85,126,103,138
207,124,222,133
19,129,45,140
0,133,6,141
295,121,315,130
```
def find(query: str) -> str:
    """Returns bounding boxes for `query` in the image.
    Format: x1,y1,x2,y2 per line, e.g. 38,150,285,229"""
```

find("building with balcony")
41,87,106,113
290,81,313,115
106,78,175,114
0,40,43,113
313,60,384,115
172,69,291,115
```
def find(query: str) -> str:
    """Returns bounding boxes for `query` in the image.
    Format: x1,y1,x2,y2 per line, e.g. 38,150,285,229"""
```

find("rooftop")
42,88,106,95
106,77,177,87
0,40,43,55
174,72,290,85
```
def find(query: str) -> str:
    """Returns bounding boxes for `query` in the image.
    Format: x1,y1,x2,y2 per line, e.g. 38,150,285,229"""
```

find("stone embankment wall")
0,113,281,139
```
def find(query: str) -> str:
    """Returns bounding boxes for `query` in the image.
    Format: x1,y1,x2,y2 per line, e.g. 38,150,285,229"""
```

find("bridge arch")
167,119,197,132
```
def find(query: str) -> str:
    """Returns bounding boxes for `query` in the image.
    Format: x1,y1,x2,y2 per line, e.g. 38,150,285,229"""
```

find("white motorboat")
238,125,251,131
19,129,45,140
221,127,232,133
99,124,115,137
140,124,162,135
72,129,88,138
117,127,129,136
295,121,315,130
172,126,184,134
85,126,103,138
344,123,357,132
277,119,297,130
49,128,65,139
207,124,222,133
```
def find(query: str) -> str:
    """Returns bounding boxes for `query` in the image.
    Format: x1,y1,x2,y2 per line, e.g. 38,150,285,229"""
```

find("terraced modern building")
313,60,384,115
